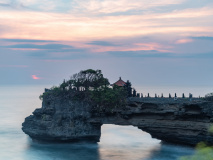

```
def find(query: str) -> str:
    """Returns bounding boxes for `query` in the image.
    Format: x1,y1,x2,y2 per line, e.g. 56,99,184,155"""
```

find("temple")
112,77,133,97
111,77,127,87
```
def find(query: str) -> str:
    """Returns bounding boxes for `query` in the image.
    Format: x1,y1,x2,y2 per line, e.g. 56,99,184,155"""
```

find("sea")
1,85,211,160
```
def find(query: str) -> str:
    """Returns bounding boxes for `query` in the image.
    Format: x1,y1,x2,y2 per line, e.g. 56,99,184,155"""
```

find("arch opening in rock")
98,124,161,160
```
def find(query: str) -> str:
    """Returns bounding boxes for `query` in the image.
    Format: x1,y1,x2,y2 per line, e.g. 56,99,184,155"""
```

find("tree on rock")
69,69,110,91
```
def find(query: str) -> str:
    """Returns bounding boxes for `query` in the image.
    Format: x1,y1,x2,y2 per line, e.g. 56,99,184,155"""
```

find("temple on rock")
112,77,134,97
111,77,127,87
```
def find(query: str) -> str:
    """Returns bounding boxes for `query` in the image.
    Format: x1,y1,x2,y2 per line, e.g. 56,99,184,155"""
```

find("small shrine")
111,77,127,87
112,77,134,97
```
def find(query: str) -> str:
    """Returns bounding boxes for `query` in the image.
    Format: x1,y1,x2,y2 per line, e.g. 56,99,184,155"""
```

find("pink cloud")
0,8,212,42
83,42,172,53
176,39,193,44
32,75,41,80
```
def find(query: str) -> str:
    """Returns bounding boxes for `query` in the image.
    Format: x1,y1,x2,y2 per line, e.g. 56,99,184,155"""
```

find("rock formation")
22,95,101,142
22,95,213,146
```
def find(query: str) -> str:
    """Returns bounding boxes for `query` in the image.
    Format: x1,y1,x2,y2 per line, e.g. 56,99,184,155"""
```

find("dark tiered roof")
112,77,126,87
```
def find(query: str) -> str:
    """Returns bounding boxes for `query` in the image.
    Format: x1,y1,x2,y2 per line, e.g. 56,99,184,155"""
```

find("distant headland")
22,69,213,146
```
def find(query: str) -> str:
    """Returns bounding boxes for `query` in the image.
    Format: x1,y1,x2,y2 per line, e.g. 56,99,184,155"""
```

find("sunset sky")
0,0,213,89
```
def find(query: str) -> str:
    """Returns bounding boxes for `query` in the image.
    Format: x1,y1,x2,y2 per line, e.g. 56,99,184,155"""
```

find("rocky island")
22,69,213,146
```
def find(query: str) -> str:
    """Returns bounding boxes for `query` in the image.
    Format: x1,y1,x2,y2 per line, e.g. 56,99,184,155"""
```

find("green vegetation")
39,86,65,100
180,125,213,160
180,142,213,160
39,69,127,113
209,125,213,134
90,85,127,113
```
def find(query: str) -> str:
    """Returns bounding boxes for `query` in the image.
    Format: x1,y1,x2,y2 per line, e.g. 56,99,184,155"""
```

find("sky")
0,0,213,93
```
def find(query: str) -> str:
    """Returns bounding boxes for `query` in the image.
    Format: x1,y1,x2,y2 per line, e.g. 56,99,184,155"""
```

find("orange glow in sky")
32,75,41,80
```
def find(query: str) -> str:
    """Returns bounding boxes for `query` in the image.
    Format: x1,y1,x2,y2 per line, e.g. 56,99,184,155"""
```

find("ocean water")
0,85,195,160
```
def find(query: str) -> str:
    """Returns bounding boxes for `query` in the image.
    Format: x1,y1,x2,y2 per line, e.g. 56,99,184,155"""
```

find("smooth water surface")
0,85,195,160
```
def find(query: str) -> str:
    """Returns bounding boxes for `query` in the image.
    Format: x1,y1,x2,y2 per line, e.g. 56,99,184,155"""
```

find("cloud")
0,0,186,14
48,48,86,53
18,0,61,11
3,44,73,50
107,49,213,59
16,47,91,60
185,52,213,58
1,39,56,42
30,51,92,60
87,41,117,46
72,0,186,14
86,42,171,53
0,1,26,9
156,7,213,19
32,75,41,80
0,41,91,60
176,39,193,44
107,50,170,58
192,36,213,41
0,0,71,12
0,7,212,41
0,3,10,7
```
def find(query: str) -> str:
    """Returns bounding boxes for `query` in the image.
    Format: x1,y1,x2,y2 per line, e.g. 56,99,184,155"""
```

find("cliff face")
22,96,101,142
22,96,213,145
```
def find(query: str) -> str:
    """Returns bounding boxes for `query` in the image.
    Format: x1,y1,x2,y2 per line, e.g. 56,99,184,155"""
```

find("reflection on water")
0,85,195,160
99,125,194,160
99,125,161,160
24,140,100,160
146,144,195,160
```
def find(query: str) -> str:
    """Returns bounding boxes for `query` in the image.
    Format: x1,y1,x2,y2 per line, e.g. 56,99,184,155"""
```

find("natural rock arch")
22,96,213,146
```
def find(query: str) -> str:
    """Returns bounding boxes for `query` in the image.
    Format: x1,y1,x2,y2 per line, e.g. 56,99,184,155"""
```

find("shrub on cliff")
39,86,66,100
